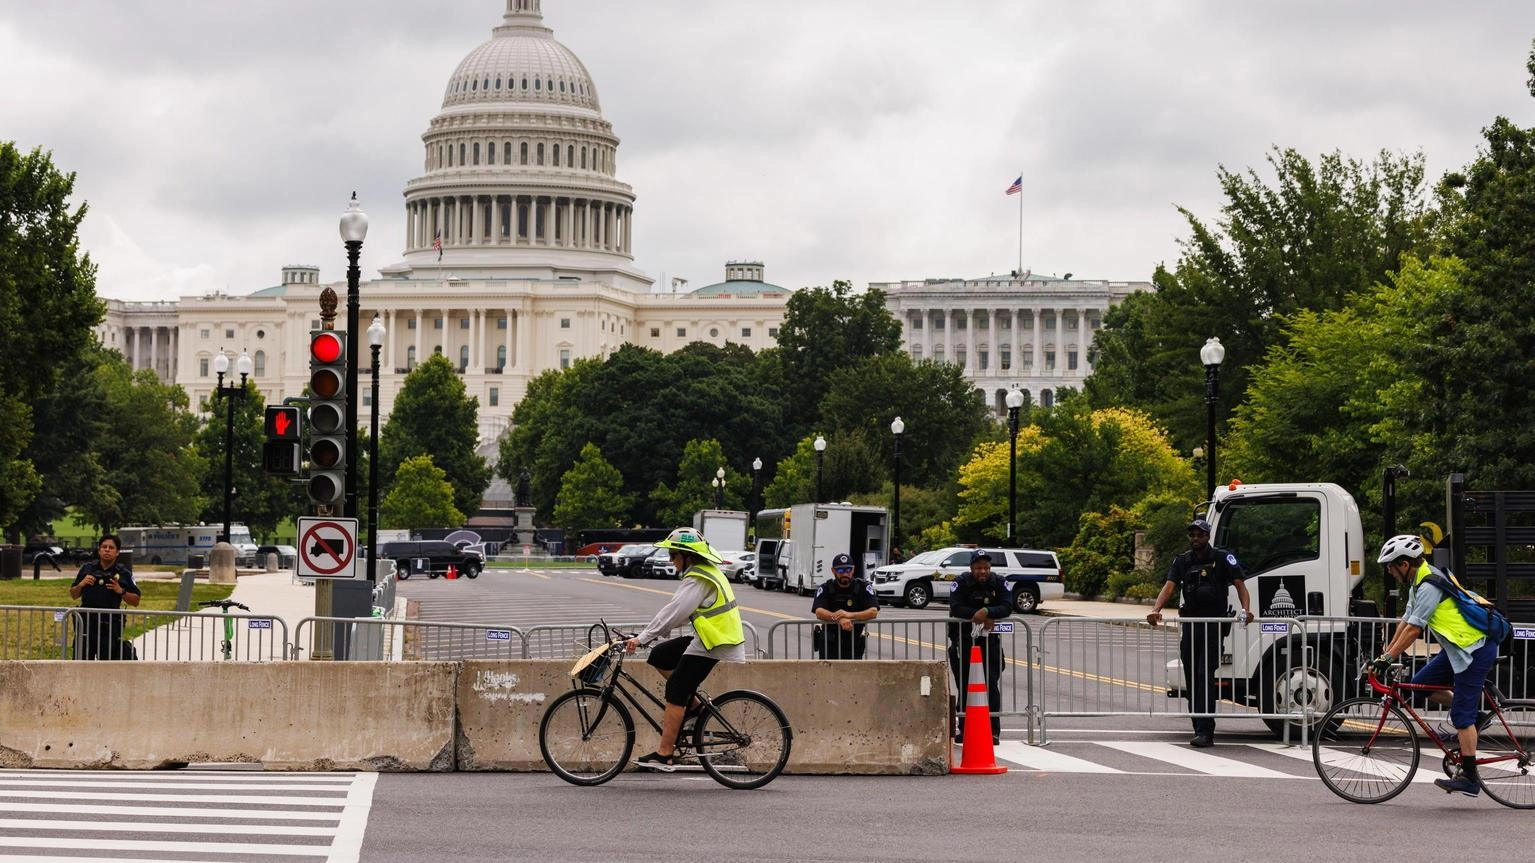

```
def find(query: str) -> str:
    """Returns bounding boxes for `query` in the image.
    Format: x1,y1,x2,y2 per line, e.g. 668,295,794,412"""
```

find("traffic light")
307,330,347,507
262,406,301,475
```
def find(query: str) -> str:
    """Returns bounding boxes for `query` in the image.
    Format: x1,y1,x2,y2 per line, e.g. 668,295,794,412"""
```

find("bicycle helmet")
654,527,723,565
1376,534,1425,564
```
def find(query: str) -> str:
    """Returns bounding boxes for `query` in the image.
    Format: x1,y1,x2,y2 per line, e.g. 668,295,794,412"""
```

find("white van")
870,546,1064,612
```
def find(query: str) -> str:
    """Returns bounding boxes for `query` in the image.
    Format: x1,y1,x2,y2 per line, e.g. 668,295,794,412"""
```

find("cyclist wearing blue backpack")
1370,534,1500,797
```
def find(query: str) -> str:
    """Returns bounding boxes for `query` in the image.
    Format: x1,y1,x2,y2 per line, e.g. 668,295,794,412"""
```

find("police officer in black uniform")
68,535,141,660
1147,518,1252,747
811,552,879,659
948,550,1011,745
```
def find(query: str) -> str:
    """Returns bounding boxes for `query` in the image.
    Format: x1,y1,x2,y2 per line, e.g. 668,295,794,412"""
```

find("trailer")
117,524,258,567
692,510,749,555
753,504,888,596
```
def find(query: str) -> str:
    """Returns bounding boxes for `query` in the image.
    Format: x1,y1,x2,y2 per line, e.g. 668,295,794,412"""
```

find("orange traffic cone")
446,564,458,580
951,643,1007,775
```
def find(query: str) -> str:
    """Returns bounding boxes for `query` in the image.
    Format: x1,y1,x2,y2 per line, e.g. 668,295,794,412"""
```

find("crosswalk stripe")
0,818,336,835
0,779,356,791
0,836,331,855
0,789,348,805
0,802,343,820
1096,741,1295,778
1257,743,1438,783
993,741,1122,773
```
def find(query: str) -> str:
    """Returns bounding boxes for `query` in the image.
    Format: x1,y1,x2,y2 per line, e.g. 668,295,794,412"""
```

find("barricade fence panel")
0,606,75,659
293,617,526,662
64,608,289,662
520,620,762,660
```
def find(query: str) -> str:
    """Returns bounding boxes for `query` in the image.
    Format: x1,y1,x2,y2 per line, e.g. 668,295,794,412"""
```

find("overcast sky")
4,1,1534,302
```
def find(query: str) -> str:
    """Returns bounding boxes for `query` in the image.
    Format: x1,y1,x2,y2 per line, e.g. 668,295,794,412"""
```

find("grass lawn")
0,578,235,659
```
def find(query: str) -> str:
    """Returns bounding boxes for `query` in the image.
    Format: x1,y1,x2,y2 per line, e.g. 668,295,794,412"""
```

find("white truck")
117,524,259,567
1169,474,1535,736
753,503,889,596
692,510,749,556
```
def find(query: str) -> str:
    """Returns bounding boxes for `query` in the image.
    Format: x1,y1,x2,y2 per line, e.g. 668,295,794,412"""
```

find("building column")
514,306,530,370
1031,309,1043,375
503,310,513,370
470,196,481,246
149,326,159,379
605,203,616,252
414,307,424,369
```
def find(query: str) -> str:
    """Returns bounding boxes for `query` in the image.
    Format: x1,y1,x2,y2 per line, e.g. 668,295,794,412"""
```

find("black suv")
609,544,655,579
380,540,483,580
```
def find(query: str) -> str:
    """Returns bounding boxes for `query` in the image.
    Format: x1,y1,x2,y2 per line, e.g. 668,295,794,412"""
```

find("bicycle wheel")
694,690,793,790
1312,697,1419,804
1478,705,1535,809
539,688,634,786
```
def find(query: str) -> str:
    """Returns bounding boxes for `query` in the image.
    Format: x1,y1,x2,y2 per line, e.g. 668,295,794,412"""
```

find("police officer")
948,550,1011,745
811,552,879,659
68,535,141,660
1147,518,1251,747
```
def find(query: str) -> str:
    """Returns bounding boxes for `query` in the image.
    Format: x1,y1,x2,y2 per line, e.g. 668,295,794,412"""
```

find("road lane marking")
1097,741,1293,777
993,741,1123,773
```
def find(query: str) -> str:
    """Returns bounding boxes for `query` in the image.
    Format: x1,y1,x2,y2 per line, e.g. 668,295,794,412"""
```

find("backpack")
1422,569,1514,647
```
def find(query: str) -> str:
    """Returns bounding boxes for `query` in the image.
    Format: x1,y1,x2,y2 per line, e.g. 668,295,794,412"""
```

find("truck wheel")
464,563,480,579
395,560,410,580
904,581,931,610
1012,584,1040,614
1262,645,1345,738
428,571,441,580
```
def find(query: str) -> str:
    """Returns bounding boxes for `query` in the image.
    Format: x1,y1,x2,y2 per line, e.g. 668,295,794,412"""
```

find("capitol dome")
390,0,648,291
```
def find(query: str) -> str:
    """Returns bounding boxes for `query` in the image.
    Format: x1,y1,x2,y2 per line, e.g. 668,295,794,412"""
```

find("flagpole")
1016,168,1023,279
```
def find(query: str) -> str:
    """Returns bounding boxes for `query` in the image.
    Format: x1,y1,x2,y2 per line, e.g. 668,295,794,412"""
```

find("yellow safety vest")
1412,562,1483,649
684,563,745,650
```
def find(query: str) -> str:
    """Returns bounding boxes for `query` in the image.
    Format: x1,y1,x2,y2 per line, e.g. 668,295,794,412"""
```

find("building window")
650,328,660,338
473,142,480,165
362,390,371,407
560,318,571,329
1068,350,1079,371
933,317,945,331
253,351,266,376
255,329,265,340
433,317,443,329
521,142,528,164
1041,389,1054,408
1067,315,1078,331
567,144,574,166
912,345,923,361
407,346,417,369
676,327,686,337
553,145,560,167
977,315,989,330
199,329,210,339
1000,317,1012,330
460,318,470,329
911,317,923,330
199,358,209,377
459,143,466,165
979,350,989,371
560,349,570,369
504,142,512,164
407,318,417,330
741,327,752,338
311,319,320,331
1021,315,1034,330
1045,350,1056,371
434,345,443,355
459,346,469,370
537,143,544,165
955,317,967,331
709,328,719,338
225,328,234,339
934,346,945,363
496,346,506,369
1021,352,1033,370
489,387,499,407
768,326,779,338
497,316,508,329
1000,347,1011,371
956,348,967,368
488,142,495,165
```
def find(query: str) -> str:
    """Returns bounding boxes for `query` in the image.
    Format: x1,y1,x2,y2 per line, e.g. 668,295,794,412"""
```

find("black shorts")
646,635,719,707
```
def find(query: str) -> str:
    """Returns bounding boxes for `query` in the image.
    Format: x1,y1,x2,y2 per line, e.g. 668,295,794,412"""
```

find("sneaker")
633,751,677,772
1190,734,1214,748
1434,774,1481,797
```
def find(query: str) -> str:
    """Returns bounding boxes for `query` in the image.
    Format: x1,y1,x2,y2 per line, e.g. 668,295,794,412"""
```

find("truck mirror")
1307,591,1324,616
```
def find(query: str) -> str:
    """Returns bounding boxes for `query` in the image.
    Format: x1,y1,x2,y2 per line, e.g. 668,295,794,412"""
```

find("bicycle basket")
570,642,613,685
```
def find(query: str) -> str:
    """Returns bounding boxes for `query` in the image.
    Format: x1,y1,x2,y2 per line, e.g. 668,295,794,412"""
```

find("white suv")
871,547,1064,612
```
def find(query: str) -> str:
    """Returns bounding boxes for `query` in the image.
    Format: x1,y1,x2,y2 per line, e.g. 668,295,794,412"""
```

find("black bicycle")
538,621,792,790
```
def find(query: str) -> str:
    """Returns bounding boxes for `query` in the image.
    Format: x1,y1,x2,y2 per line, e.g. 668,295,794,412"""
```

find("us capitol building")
95,0,1148,442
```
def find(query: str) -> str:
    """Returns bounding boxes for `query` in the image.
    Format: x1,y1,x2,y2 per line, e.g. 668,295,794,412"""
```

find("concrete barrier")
0,659,949,774
457,659,950,775
0,661,458,770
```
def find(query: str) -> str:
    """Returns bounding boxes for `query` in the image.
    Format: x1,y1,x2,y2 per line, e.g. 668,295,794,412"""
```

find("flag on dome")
433,232,443,260
1005,176,1022,196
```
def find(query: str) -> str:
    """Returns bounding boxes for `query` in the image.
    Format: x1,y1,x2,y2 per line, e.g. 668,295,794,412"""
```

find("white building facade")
876,273,1150,415
94,0,790,443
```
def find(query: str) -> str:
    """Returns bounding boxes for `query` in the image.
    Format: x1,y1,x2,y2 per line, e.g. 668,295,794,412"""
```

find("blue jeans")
1410,638,1498,729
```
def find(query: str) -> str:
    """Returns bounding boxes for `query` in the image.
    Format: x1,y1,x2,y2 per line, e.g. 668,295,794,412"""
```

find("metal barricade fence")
0,605,76,659
292,617,526,661
764,617,1033,732
520,620,764,660
63,608,289,661
1033,616,1315,744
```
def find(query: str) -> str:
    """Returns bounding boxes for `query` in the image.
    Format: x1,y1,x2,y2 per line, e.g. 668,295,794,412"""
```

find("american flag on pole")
1005,176,1022,196
433,232,443,261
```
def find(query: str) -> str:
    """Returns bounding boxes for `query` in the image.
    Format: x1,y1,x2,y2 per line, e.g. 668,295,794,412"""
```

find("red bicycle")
1312,663,1535,807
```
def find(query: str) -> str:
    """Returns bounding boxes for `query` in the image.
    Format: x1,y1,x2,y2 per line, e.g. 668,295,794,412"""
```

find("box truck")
692,510,750,555
753,504,888,596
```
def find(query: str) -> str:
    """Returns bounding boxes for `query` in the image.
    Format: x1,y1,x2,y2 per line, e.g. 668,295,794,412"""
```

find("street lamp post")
713,466,726,509
750,456,762,538
813,435,827,502
366,315,386,581
1200,336,1225,499
339,193,369,519
890,417,903,558
1005,386,1025,544
212,349,253,543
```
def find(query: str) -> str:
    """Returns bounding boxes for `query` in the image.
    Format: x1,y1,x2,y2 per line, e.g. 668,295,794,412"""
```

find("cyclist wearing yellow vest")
625,527,746,771
1371,534,1498,797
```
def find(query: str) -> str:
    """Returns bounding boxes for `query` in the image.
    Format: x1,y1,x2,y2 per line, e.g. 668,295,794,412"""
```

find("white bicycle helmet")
1376,534,1424,564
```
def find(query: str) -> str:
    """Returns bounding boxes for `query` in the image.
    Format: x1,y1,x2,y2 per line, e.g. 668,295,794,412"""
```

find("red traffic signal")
311,331,344,364
263,406,301,440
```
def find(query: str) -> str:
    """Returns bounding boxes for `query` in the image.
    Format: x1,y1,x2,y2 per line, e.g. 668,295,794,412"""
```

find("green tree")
553,443,632,530
1085,147,1434,452
380,454,464,530
79,363,205,532
193,381,299,540
651,438,735,526
379,354,490,519
772,280,902,437
0,144,104,535
13,344,111,537
498,359,602,519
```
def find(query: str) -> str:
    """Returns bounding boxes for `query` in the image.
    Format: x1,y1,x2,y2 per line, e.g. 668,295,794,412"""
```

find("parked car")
255,544,299,570
379,540,483,580
596,545,630,577
718,551,754,584
610,544,655,579
996,549,1066,613
641,546,677,579
869,546,1064,611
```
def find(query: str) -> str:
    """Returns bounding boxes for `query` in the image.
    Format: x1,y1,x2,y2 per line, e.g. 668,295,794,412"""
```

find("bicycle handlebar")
199,599,251,612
